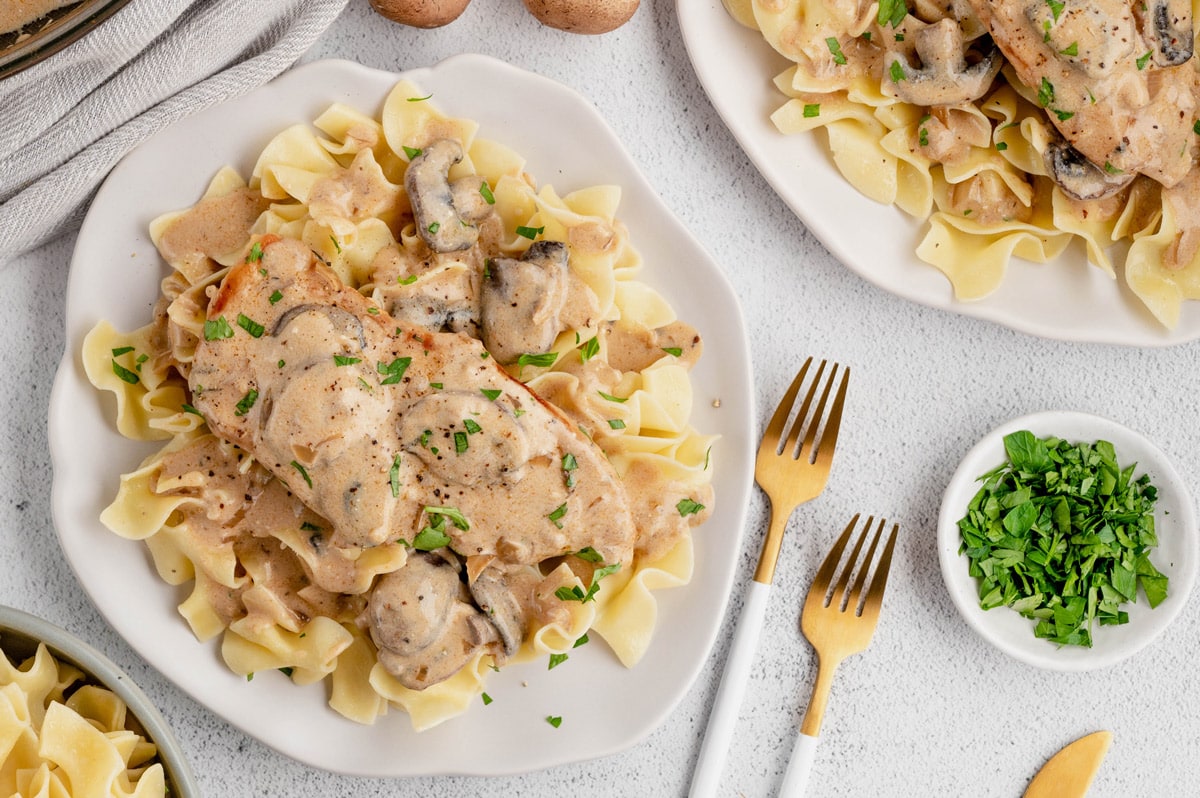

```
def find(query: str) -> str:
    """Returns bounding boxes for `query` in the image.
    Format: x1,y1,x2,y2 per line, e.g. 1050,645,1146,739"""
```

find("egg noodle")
726,0,1200,328
0,641,166,797
84,80,715,730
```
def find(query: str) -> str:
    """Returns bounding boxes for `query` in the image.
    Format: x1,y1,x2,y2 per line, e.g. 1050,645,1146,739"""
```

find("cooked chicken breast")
967,0,1199,197
189,235,636,572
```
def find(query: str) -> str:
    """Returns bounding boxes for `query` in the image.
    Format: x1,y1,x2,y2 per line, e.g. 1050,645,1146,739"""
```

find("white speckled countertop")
4,0,1200,795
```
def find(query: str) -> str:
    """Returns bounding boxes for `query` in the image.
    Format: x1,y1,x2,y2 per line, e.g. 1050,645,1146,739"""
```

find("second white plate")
677,0,1200,346
48,56,755,777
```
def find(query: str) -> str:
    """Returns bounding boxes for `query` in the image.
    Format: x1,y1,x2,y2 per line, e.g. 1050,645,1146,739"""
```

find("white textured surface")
3,0,1200,795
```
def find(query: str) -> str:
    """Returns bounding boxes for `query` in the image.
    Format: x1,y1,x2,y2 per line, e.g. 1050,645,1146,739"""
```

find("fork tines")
811,514,898,616
767,357,849,465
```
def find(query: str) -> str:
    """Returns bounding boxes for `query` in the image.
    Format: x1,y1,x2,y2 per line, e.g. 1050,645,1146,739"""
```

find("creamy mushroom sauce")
137,138,713,693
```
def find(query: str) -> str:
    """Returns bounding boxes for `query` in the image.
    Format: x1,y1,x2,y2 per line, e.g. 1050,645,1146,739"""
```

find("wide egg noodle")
89,81,715,729
0,644,166,797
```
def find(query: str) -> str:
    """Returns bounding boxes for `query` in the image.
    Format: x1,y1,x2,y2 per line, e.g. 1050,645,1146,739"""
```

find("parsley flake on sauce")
334,354,361,367
548,503,568,529
402,145,422,160
378,357,412,385
515,225,544,240
203,316,235,341
237,314,265,338
290,460,313,488
389,454,402,498
234,389,259,417
677,498,706,517
579,337,600,363
518,351,559,369
269,290,283,305
479,181,496,205
481,388,502,401
889,60,906,83
825,37,847,65
246,242,264,263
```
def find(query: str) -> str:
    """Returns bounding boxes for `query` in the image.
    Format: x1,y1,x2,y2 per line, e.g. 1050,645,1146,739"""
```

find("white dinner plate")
48,56,755,777
677,1,1200,346
937,411,1198,670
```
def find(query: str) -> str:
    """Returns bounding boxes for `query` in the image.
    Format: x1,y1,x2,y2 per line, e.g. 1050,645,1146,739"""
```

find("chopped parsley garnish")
247,242,264,263
402,145,422,160
1104,161,1123,175
1060,42,1078,56
290,460,312,488
825,37,847,65
889,60,906,83
479,181,496,204
546,715,562,728
1137,51,1153,70
662,346,683,357
515,225,544,240
111,346,134,356
407,93,433,102
1037,77,1055,108
300,521,322,532
277,359,286,369
956,430,1168,647
378,357,412,385
389,454,402,498
428,222,441,234
203,316,234,341
574,547,603,562
598,391,626,403
1194,120,1200,135
398,274,419,285
555,561,621,604
234,388,259,416
876,0,907,27
482,692,493,706
481,388,502,401
181,403,202,417
607,419,627,430
548,653,568,670
454,431,469,454
279,667,294,677
237,314,265,338
918,126,929,147
329,235,342,253
562,453,578,487
518,351,559,369
579,337,600,363
1046,0,1064,19
1053,109,1075,121
996,141,1009,151
573,633,589,648
111,359,139,385
548,503,568,529
412,505,470,551
677,498,706,517
463,418,482,434
269,290,283,305
803,104,821,118
333,354,361,366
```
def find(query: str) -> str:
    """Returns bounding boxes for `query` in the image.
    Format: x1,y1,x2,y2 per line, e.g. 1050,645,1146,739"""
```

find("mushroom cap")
522,0,639,34
369,0,472,28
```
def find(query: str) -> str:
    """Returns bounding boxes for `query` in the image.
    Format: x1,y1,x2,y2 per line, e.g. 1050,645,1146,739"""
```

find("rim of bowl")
936,410,1199,671
0,604,200,796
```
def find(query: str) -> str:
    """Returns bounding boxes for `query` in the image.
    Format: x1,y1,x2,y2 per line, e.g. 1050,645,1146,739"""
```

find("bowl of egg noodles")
0,604,198,798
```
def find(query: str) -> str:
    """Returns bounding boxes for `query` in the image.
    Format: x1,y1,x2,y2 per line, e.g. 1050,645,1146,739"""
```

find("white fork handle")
778,732,819,796
689,580,772,798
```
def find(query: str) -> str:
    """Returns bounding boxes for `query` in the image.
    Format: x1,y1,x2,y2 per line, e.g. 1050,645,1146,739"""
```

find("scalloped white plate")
48,56,754,777
677,1,1200,346
937,411,1198,670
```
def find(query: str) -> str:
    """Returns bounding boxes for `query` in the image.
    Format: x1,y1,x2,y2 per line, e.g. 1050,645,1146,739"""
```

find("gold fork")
689,358,849,798
779,513,899,795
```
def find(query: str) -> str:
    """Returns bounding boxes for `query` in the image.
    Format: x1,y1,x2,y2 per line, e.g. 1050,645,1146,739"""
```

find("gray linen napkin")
0,0,349,266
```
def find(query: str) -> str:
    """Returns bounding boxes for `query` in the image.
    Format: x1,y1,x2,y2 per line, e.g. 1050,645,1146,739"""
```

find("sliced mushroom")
385,266,480,335
405,139,493,253
366,551,499,690
1044,139,1136,200
886,19,1002,106
271,303,366,349
479,240,570,365
1137,0,1193,66
468,566,528,658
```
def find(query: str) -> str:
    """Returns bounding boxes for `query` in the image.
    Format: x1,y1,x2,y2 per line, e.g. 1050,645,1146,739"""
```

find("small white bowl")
937,411,1199,671
0,605,199,796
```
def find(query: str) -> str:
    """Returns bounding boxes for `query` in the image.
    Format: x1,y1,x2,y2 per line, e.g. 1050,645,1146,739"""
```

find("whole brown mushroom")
369,0,472,28
522,0,639,34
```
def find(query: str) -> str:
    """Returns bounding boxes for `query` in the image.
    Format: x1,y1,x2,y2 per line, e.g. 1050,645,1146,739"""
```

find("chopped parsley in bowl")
937,411,1198,671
